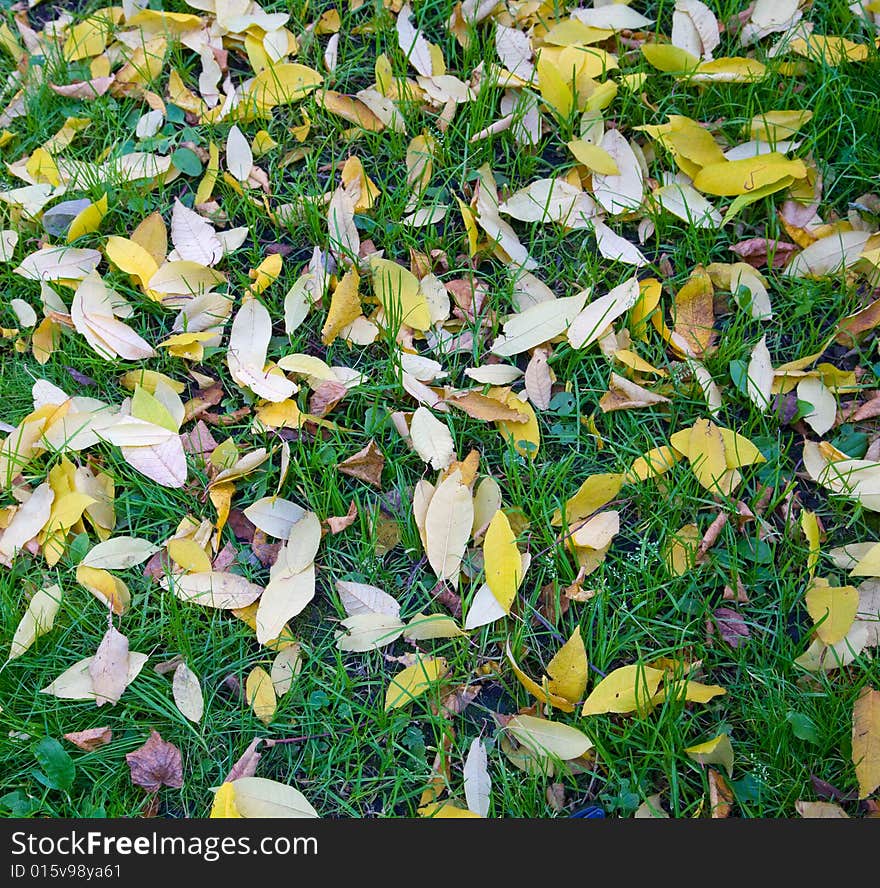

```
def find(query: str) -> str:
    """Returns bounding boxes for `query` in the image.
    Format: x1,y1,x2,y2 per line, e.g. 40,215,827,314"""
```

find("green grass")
1,0,879,819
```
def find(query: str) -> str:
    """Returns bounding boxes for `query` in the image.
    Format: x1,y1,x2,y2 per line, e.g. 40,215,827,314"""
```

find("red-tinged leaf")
125,730,183,792
712,607,751,649
64,727,112,751
730,238,798,268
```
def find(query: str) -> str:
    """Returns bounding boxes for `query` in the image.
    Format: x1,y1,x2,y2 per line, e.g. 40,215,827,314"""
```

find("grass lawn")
0,0,879,819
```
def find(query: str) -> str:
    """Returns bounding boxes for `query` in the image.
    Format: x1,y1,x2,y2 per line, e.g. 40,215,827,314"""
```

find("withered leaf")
338,440,385,487
64,727,112,751
712,607,751,649
126,730,183,793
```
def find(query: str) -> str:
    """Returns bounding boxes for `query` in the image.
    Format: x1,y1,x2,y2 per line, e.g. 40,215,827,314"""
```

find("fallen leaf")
64,727,112,751
338,440,385,487
126,730,183,792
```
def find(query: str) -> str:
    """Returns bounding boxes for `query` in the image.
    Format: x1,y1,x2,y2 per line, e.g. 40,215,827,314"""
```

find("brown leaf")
251,528,282,567
439,683,480,717
708,768,734,818
66,367,97,387
223,737,264,783
338,440,385,487
125,730,183,792
713,607,751,649
183,385,224,423
64,727,112,751
730,238,798,269
810,774,858,802
373,509,401,555
722,579,750,604
432,581,462,619
599,373,670,413
445,391,529,423
326,500,358,533
539,581,569,625
212,541,238,572
180,420,218,455
227,509,256,543
309,380,348,417
153,655,183,676
835,299,880,347
672,268,715,358
142,550,172,581
446,278,487,323
698,512,728,557
546,782,566,813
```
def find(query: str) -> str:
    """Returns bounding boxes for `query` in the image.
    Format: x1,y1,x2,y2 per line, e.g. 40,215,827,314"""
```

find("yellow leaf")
131,386,177,432
67,194,108,242
805,581,859,645
249,63,323,111
684,418,729,493
76,564,130,615
624,445,682,483
245,666,277,725
852,687,880,798
483,511,520,612
505,641,576,713
567,139,619,175
167,538,212,573
693,154,807,196
105,236,159,289
801,511,821,578
789,35,869,65
553,473,623,526
131,212,167,267
546,626,588,704
536,53,573,117
581,664,666,716
652,676,726,705
663,523,701,576
494,390,540,459
369,257,431,331
685,733,734,777
507,714,593,760
119,370,184,395
210,782,242,818
748,110,813,142
320,268,361,346
717,427,765,468
195,142,219,205
641,43,699,73
384,656,448,711
418,801,481,818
